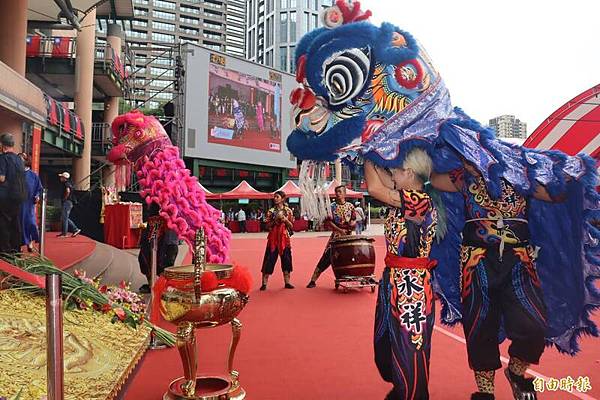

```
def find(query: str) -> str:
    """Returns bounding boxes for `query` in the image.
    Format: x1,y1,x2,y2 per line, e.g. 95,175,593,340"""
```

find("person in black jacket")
0,133,26,253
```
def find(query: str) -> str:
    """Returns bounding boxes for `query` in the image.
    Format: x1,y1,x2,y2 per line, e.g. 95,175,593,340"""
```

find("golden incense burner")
160,230,249,400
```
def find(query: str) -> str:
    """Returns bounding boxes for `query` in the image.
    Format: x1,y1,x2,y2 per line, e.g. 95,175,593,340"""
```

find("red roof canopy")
524,83,600,158
325,182,364,199
219,180,271,200
274,180,303,198
198,182,219,200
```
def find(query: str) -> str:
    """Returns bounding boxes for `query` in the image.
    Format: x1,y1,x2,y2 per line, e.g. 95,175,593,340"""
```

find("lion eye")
323,47,371,106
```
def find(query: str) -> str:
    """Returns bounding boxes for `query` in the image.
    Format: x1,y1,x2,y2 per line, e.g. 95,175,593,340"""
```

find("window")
289,11,296,42
180,37,199,44
311,13,318,30
280,0,287,8
152,10,175,20
313,0,318,10
133,0,148,4
203,42,222,51
180,26,199,35
153,58,172,66
267,0,273,13
303,12,309,33
151,32,175,43
266,16,273,47
151,80,171,88
181,5,200,14
180,16,199,25
266,49,273,66
153,0,176,9
134,8,148,16
280,12,288,42
132,19,148,28
127,30,148,39
280,46,287,71
152,21,175,31
290,0,296,6
205,1,223,9
203,31,222,40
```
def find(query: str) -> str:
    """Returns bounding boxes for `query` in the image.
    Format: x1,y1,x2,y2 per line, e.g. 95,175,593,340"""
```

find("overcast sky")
362,0,600,134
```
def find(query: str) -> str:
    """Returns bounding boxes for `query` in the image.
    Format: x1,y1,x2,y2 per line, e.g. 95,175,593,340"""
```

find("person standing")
237,207,246,233
354,201,365,235
260,190,295,290
306,185,356,288
18,154,43,252
366,149,444,400
57,172,81,238
431,160,556,400
0,133,26,253
138,202,179,293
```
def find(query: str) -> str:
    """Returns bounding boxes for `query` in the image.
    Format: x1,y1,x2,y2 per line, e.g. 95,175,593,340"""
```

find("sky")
362,0,600,135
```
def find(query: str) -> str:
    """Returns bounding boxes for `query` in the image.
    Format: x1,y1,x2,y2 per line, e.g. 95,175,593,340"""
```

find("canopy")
274,180,303,198
325,182,364,199
219,180,271,200
524,83,600,158
198,182,219,200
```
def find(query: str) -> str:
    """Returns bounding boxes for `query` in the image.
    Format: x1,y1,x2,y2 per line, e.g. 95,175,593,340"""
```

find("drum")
330,235,376,279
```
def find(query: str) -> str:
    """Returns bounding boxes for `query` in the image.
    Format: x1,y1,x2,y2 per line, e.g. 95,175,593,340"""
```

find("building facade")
489,114,527,139
246,0,333,73
97,0,246,110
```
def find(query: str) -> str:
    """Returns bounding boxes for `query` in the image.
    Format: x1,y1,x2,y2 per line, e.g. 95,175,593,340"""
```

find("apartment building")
246,0,333,73
489,114,528,139
97,0,246,109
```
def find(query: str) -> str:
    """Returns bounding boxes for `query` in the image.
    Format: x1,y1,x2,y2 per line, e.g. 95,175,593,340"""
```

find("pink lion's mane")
110,111,231,263
137,145,230,263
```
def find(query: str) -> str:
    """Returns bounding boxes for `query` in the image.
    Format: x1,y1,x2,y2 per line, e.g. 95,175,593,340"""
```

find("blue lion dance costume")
286,1,600,399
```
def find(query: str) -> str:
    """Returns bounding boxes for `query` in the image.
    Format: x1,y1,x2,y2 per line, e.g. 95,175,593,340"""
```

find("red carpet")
40,232,96,270
122,236,600,400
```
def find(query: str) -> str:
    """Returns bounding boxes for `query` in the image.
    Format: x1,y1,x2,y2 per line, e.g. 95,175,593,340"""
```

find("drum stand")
334,275,377,293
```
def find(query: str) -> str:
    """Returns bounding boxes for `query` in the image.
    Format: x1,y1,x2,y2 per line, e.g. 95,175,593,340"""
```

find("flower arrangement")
2,255,175,346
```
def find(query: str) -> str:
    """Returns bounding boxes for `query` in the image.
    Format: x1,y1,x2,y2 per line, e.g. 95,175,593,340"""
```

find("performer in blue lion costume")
287,1,600,399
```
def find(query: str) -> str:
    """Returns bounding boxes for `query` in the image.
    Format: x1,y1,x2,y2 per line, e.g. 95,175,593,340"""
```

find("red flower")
114,307,126,321
119,280,127,289
101,303,112,312
99,285,108,293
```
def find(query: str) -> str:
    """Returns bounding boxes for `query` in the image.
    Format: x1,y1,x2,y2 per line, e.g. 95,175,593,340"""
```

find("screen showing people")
207,64,282,153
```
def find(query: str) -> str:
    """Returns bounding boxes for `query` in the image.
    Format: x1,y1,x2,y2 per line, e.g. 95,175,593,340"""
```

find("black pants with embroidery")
460,245,547,371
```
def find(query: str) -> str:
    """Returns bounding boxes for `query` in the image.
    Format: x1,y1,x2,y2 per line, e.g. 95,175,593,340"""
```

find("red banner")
31,124,42,173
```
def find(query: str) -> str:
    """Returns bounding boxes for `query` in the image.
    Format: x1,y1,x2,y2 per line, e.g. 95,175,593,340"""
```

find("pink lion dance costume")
107,111,231,263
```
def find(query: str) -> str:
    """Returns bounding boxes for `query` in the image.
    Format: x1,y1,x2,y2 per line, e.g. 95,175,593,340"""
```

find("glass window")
181,5,200,14
132,19,148,28
305,0,310,8
280,46,287,71
151,32,175,43
181,26,200,35
133,0,148,4
303,12,309,33
267,0,273,13
280,0,287,8
266,16,273,47
289,11,296,42
311,13,318,30
153,0,176,9
290,0,296,6
134,8,148,16
152,10,175,20
280,12,288,42
313,0,318,10
152,21,175,31
180,16,199,25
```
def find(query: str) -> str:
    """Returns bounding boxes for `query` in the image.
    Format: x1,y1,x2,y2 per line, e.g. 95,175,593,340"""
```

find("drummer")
306,185,356,288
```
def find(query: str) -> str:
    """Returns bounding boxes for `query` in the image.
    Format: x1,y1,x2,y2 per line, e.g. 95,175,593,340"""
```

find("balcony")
42,94,84,156
25,35,132,102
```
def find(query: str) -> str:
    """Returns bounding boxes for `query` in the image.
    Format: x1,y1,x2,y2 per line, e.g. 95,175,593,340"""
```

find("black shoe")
284,283,295,289
306,281,316,288
139,284,151,294
259,284,267,291
471,393,495,400
504,368,537,400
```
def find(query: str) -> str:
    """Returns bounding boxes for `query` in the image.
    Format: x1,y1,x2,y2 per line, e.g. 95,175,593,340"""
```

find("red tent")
325,182,364,199
198,182,219,200
274,180,303,198
219,180,271,200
